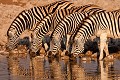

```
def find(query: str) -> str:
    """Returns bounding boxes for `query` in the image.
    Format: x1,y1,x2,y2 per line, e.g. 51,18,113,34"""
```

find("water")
0,52,120,80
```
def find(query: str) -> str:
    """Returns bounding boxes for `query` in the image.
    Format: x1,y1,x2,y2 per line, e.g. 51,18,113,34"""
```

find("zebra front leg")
47,39,55,57
104,38,114,60
104,40,109,56
66,34,71,50
61,34,71,56
99,33,107,60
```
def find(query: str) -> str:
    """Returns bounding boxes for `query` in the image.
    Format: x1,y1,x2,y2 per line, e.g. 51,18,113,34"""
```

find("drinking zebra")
49,7,105,56
30,4,105,54
69,10,120,60
6,0,73,51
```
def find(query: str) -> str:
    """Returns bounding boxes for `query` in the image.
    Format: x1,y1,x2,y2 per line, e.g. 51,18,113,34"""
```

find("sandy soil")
0,0,120,47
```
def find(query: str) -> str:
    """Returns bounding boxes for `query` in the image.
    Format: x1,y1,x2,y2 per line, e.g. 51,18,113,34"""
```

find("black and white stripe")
30,4,105,53
70,10,120,60
31,14,53,53
49,6,105,55
52,4,104,30
6,0,73,51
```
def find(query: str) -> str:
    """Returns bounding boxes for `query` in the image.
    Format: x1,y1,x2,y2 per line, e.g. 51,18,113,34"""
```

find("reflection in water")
100,61,108,80
1,52,120,80
7,52,31,80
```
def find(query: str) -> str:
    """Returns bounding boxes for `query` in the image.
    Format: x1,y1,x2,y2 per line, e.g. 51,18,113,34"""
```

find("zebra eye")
9,38,12,41
76,45,78,47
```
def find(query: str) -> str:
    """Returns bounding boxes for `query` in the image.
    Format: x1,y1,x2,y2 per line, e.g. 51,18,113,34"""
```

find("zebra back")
52,4,105,32
30,0,74,23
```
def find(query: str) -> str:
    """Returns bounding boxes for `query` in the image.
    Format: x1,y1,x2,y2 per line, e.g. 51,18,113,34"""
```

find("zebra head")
6,27,20,51
6,9,33,51
70,34,85,55
30,30,42,53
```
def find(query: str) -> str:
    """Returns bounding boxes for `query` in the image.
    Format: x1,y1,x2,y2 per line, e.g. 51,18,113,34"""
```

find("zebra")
6,0,74,51
30,4,105,54
30,13,67,53
69,10,120,60
49,8,105,56
30,14,53,53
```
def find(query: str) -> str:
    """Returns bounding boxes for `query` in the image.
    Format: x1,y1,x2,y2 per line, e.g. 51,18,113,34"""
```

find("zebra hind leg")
104,41,114,60
99,33,107,60
103,40,109,56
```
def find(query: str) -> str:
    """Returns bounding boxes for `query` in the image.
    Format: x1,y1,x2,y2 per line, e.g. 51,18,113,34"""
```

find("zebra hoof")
91,52,98,58
104,55,114,61
35,50,40,56
78,53,85,57
39,47,45,55
85,50,93,56
46,51,54,58
65,50,70,56
69,54,76,61
81,57,92,63
60,50,69,57
61,55,69,60
73,53,79,57
29,52,36,58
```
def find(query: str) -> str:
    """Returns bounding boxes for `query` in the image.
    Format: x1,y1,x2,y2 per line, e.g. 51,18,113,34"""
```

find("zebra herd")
6,0,120,60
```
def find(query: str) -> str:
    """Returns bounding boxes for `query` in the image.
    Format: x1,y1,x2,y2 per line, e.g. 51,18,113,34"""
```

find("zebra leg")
61,34,71,56
47,40,54,56
99,33,107,60
66,34,71,51
104,38,114,60
103,41,109,56
44,43,49,51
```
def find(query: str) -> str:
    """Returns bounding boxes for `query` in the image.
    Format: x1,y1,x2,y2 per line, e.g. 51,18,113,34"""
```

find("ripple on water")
0,52,120,80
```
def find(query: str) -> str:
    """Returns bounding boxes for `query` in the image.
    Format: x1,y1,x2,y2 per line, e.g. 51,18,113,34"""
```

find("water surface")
0,52,120,80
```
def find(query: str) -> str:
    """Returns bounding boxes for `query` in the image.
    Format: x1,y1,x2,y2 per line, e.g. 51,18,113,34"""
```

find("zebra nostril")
46,51,53,57
5,44,11,51
6,46,9,52
36,49,40,56
29,51,36,58
65,50,70,56
73,53,78,57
